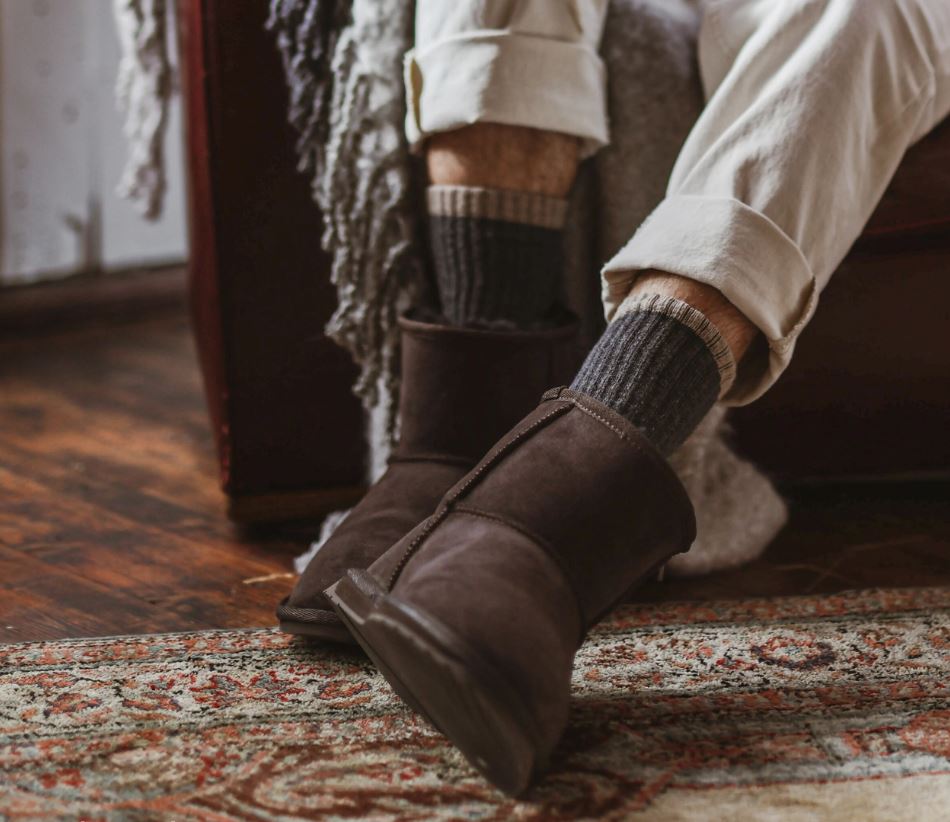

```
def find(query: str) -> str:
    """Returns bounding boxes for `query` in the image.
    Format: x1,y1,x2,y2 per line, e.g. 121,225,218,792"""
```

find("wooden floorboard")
0,312,948,645
0,315,306,643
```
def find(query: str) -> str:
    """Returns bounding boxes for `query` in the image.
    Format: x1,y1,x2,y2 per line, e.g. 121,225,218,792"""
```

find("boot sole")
276,598,356,644
277,617,354,644
326,569,546,797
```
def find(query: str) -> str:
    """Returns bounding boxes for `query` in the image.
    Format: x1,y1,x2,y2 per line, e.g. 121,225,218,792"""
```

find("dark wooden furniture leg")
178,0,365,523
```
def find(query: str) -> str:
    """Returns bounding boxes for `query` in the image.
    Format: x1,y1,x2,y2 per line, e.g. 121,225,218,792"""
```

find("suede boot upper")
338,388,696,781
278,314,579,634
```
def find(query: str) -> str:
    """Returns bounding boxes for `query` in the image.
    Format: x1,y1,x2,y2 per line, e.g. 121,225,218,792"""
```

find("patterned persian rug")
2,588,949,821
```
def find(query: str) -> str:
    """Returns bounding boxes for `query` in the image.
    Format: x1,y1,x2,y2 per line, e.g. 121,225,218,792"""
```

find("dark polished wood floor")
1,311,948,645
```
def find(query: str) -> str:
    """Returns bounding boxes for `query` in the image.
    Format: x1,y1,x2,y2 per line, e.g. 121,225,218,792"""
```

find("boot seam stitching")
571,401,636,445
451,505,588,642
568,398,657,463
386,404,571,591
387,512,445,590
560,391,697,545
452,506,565,570
553,388,655,448
445,405,571,504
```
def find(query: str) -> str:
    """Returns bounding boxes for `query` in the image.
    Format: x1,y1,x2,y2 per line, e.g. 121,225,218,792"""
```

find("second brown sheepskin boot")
326,387,696,794
277,313,578,642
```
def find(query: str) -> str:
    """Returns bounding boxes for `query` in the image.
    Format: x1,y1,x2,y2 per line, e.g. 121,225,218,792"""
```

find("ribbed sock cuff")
427,186,566,328
570,295,727,455
427,186,568,229
615,293,737,397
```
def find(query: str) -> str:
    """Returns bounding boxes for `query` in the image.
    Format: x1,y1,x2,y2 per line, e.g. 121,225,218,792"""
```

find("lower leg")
426,123,579,196
427,127,759,456
424,124,579,328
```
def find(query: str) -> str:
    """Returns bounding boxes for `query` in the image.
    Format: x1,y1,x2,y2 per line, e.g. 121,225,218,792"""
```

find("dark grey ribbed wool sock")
570,294,736,456
427,186,567,327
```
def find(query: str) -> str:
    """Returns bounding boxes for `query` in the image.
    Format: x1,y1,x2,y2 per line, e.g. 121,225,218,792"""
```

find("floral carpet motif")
2,587,949,821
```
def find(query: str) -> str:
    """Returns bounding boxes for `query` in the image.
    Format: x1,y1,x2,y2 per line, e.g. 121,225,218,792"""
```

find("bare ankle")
425,123,580,197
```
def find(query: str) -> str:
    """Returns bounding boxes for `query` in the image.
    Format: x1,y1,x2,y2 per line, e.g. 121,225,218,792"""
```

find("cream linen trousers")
405,0,950,403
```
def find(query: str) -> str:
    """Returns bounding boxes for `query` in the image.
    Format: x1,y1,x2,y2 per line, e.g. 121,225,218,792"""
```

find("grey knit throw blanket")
113,0,172,220
268,0,424,449
266,0,788,576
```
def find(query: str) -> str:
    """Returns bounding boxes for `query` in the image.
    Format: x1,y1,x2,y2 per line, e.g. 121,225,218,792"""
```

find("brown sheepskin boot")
326,387,696,794
277,313,578,642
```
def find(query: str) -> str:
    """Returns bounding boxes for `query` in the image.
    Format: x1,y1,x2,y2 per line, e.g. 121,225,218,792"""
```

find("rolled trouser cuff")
405,33,609,158
601,195,818,405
